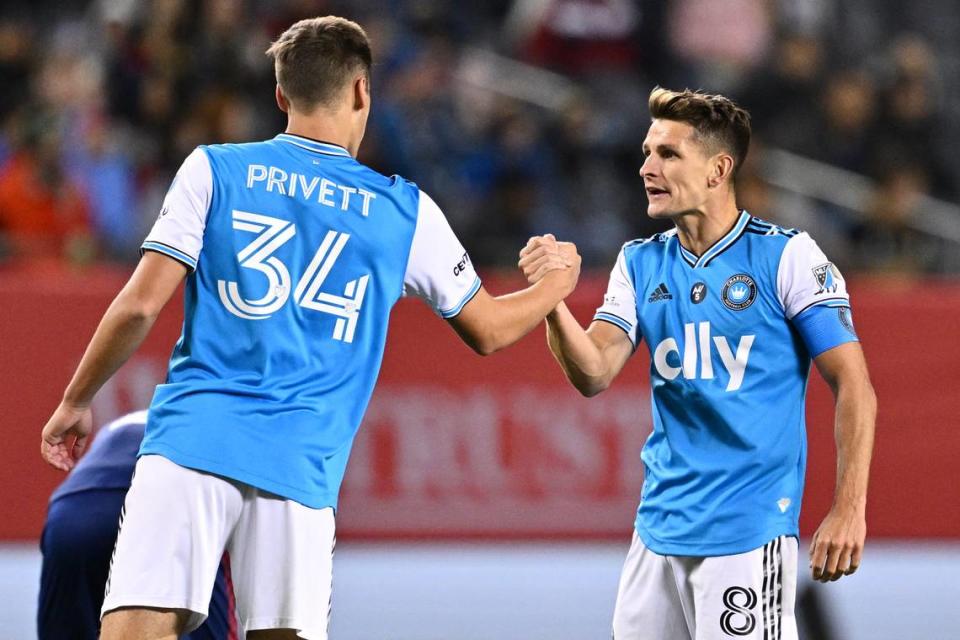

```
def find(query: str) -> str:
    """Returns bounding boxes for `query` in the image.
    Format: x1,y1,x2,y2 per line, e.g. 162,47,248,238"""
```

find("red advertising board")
1,264,958,540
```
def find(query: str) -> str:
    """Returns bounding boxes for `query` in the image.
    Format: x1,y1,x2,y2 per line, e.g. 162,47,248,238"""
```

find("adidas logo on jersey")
647,283,673,303
653,321,755,391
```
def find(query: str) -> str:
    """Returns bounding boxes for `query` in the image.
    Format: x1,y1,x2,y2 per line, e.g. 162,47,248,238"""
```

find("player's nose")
639,155,658,178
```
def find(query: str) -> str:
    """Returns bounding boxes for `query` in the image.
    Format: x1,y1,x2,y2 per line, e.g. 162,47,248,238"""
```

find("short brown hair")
266,16,372,113
648,87,752,178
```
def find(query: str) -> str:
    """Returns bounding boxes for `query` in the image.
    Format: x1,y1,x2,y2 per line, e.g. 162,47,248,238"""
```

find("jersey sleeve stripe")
141,241,198,270
593,312,637,349
790,296,849,319
439,276,482,318
593,312,636,344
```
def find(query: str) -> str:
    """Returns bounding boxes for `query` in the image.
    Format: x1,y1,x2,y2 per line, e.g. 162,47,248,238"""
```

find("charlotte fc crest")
812,263,841,294
721,274,757,311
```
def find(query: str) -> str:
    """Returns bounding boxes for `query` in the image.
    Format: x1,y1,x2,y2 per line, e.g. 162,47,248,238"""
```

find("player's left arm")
41,252,187,471
809,342,877,583
777,232,877,582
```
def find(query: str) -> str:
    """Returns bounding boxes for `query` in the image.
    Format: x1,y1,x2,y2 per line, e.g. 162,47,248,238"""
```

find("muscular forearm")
62,292,160,407
477,274,573,354
831,379,877,513
546,303,610,396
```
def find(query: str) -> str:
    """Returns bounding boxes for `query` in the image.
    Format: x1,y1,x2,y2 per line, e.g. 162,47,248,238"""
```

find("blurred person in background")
39,15,580,639
520,88,876,640
871,34,955,201
849,165,939,274
737,31,824,152
510,0,642,76
0,113,95,264
803,69,878,172
665,0,773,93
39,411,236,640
4,1,956,275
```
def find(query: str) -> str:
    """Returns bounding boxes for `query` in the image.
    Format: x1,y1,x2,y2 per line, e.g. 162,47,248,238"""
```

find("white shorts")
612,532,798,640
102,454,335,639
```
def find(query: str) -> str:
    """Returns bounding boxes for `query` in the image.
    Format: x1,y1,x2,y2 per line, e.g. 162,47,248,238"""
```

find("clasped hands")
517,234,581,293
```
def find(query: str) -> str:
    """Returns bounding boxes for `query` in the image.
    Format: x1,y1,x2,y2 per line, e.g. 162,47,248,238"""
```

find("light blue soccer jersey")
139,134,481,509
595,210,858,556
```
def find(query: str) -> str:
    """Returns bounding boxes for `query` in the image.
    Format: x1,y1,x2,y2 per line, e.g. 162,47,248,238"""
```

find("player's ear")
275,85,290,114
708,153,735,189
353,74,369,112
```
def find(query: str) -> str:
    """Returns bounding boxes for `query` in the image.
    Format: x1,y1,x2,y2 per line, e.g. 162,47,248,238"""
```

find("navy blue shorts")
38,488,235,639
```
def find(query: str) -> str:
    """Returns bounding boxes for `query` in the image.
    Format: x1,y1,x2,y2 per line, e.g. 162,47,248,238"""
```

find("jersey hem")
634,520,799,557
140,445,338,511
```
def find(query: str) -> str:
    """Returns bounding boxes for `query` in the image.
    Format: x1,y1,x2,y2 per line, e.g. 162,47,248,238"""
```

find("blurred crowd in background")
0,0,958,274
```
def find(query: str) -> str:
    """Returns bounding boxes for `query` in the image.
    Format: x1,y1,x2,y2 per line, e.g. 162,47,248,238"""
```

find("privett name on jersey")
652,321,755,392
246,164,377,217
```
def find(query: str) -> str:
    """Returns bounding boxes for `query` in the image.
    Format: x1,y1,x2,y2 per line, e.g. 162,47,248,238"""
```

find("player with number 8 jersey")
519,87,876,640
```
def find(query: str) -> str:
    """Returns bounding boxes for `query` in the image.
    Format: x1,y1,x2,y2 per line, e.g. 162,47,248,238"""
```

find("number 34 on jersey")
217,209,368,343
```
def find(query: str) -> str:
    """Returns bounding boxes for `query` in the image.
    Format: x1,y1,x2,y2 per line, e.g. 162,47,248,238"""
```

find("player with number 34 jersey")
40,16,581,639
140,135,475,509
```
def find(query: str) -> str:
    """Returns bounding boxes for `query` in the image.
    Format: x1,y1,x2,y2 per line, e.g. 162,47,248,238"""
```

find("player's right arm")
448,266,580,356
41,253,186,471
519,236,636,396
42,148,211,471
403,192,581,356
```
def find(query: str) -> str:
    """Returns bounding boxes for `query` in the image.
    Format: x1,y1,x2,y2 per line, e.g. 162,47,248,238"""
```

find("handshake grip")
517,234,582,295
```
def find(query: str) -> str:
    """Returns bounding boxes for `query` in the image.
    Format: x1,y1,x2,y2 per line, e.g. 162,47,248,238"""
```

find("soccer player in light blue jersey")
519,88,876,640
39,16,580,640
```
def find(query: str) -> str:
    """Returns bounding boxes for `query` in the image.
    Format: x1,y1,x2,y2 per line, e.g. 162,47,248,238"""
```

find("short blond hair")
266,16,372,112
648,87,752,178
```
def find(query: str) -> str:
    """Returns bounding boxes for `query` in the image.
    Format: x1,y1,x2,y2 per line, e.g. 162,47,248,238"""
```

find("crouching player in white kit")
39,16,580,640
519,88,876,639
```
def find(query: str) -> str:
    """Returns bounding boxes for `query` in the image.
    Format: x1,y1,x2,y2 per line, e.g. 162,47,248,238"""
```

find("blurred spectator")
509,0,641,76
0,19,33,126
738,32,824,151
0,0,955,274
666,0,773,92
803,70,878,172
62,116,138,260
0,116,94,264
870,35,955,200
849,166,939,274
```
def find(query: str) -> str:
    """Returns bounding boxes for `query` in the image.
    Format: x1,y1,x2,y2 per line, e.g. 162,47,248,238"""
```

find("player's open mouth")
646,186,669,198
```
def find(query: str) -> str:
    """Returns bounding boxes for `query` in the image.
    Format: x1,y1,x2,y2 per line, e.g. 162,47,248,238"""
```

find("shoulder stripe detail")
439,276,482,318
748,217,801,237
623,234,670,250
141,241,198,270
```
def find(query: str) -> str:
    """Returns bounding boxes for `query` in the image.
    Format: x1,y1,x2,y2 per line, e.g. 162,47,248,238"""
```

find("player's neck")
673,201,742,257
284,112,357,157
